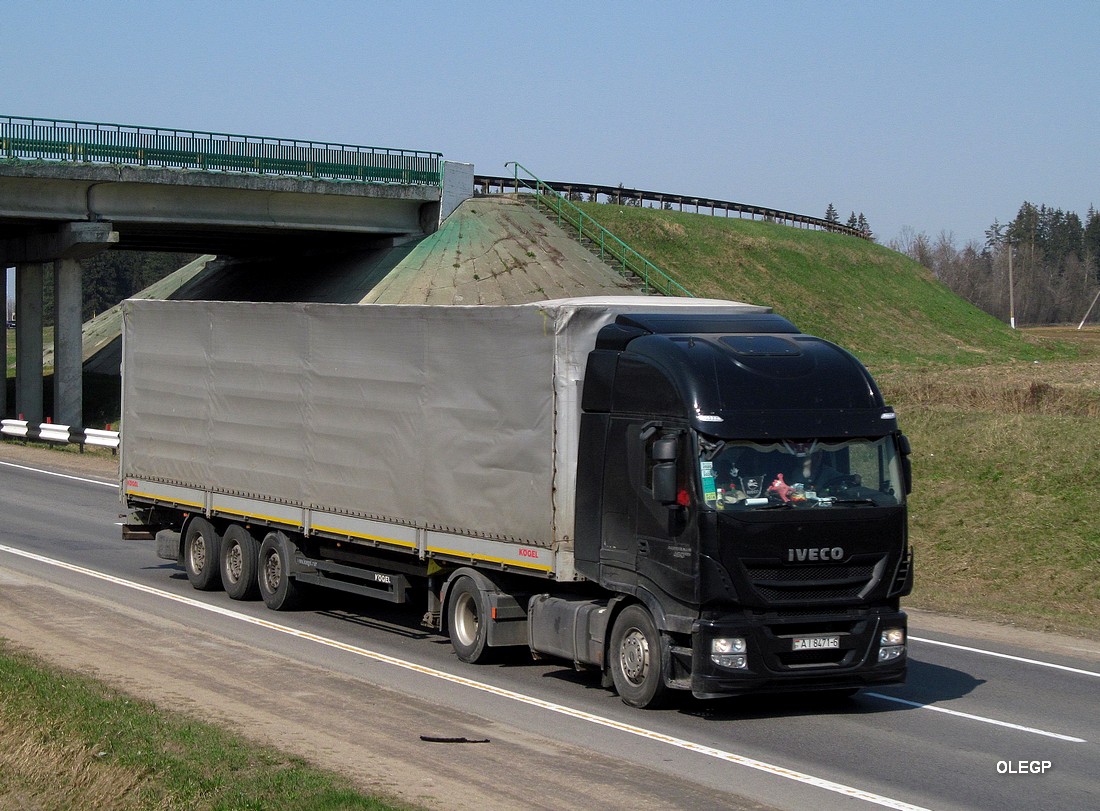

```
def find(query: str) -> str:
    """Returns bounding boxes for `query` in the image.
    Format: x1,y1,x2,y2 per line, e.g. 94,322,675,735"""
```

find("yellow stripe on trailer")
427,545,554,573
311,523,416,550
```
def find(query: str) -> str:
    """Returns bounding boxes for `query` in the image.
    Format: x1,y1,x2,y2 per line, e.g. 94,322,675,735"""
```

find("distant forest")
888,202,1100,325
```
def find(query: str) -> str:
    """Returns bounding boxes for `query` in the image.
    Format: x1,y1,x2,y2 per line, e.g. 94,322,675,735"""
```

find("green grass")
576,203,1072,368
0,641,417,811
899,406,1100,630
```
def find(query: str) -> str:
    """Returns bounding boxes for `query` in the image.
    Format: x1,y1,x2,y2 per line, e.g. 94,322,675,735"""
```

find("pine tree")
825,203,839,223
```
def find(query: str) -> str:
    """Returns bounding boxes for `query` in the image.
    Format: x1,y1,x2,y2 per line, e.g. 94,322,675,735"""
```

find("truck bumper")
689,609,907,698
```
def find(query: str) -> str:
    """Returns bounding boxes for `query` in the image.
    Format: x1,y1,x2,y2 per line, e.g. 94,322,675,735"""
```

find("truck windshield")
699,437,904,510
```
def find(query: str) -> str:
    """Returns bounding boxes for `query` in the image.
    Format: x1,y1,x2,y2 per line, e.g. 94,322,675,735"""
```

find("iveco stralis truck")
121,297,912,708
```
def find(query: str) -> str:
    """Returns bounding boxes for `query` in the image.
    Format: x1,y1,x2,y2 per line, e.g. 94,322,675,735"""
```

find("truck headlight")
878,627,906,662
712,637,747,654
711,637,748,669
880,628,905,646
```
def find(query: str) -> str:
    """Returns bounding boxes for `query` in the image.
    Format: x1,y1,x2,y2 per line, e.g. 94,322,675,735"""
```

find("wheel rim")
619,627,650,686
225,541,243,584
263,550,282,593
189,533,207,573
453,591,479,648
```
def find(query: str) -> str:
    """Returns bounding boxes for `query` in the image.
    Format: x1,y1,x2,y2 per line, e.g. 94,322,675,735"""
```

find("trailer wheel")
220,524,260,601
447,576,490,663
257,531,303,611
609,604,667,709
183,517,222,591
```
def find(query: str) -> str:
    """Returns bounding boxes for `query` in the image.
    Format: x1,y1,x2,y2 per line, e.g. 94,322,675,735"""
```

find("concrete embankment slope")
361,196,644,304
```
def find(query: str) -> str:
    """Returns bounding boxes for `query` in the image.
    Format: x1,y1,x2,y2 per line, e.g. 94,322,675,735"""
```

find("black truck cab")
572,312,913,704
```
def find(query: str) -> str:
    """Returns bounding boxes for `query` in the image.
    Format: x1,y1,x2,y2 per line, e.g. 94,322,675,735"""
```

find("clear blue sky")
4,0,1099,300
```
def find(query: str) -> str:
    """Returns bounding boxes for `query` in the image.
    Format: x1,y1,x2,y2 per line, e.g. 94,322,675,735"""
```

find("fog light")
712,653,748,670
878,645,904,662
712,637,746,655
880,628,905,646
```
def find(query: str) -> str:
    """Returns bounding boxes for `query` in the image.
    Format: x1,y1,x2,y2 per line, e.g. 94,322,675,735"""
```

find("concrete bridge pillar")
15,263,45,424
53,258,83,426
1,266,7,419
1,222,116,427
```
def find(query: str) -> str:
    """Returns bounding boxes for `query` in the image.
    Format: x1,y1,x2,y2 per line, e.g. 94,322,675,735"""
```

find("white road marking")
864,693,1086,743
910,636,1100,679
0,459,117,489
0,543,932,811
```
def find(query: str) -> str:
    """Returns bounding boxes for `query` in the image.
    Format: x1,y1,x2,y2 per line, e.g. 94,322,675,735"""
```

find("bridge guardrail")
477,174,869,239
1,115,442,186
2,419,119,452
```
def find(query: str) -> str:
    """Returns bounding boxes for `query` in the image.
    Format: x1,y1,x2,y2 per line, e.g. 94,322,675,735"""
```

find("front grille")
742,559,882,603
749,563,876,582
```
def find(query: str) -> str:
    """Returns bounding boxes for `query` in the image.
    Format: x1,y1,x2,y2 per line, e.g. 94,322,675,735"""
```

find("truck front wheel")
220,524,260,601
447,576,490,663
257,531,303,611
609,604,668,709
183,517,222,591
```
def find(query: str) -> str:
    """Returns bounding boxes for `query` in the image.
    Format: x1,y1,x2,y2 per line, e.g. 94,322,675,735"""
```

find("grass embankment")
581,204,1100,637
0,641,414,811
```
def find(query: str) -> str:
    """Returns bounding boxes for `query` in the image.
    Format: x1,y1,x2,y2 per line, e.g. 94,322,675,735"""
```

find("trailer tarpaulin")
121,297,765,547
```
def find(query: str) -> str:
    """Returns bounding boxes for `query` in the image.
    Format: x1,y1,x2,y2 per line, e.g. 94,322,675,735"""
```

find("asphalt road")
1,452,1098,811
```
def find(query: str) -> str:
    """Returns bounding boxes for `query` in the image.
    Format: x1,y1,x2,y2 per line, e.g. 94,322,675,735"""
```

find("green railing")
1,115,442,185
505,162,692,297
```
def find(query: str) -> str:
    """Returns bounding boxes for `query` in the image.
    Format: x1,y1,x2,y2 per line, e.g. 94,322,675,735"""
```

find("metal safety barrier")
1,419,119,451
1,115,442,186
476,174,870,240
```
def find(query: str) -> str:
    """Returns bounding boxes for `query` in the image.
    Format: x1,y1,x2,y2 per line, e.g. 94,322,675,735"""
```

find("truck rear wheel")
448,576,490,663
183,517,222,591
609,604,668,709
257,531,303,611
220,524,260,601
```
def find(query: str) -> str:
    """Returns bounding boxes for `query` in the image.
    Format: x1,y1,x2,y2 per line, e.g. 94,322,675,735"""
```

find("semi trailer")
121,296,913,708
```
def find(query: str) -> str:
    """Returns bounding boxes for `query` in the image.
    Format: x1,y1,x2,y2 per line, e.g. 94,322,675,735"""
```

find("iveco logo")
787,547,845,562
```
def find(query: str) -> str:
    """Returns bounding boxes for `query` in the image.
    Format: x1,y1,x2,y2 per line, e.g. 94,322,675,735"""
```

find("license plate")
792,635,840,651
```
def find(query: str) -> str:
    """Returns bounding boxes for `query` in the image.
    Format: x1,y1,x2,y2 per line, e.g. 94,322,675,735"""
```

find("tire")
447,576,490,663
609,604,668,709
257,530,304,611
183,517,222,591
219,524,260,601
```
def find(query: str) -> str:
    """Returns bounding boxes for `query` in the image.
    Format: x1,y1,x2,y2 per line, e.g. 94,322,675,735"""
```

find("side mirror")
652,462,678,505
898,433,913,495
650,435,679,505
652,437,677,462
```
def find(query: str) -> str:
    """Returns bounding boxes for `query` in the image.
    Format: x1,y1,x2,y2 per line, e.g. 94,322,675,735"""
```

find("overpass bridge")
1,115,470,427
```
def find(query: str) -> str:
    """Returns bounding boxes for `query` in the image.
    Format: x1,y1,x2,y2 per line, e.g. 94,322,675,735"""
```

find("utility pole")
1007,241,1016,329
